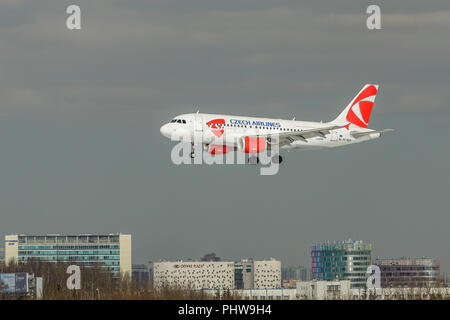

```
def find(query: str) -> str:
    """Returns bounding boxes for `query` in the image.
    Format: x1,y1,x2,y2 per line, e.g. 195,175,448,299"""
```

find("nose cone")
160,124,171,138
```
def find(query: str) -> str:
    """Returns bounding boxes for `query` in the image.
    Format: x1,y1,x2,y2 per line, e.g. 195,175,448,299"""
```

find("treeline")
0,260,241,300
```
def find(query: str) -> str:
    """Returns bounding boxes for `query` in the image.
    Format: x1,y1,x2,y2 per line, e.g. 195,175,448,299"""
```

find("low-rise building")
132,264,151,288
374,257,440,288
153,258,282,290
152,261,235,290
297,280,352,300
204,288,298,300
235,258,281,289
282,279,298,288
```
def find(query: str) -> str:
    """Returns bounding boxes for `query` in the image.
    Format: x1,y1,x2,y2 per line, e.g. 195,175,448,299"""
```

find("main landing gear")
247,155,283,165
248,155,259,165
190,142,195,158
271,154,283,164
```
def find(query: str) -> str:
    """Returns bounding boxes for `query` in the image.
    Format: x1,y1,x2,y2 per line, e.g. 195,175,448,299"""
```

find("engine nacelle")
208,144,232,155
239,137,267,153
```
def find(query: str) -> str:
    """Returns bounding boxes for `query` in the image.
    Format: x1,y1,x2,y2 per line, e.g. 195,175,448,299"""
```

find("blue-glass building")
311,239,372,288
5,234,131,278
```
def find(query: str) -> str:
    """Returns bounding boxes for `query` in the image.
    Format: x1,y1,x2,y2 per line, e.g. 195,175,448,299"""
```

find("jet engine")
238,137,267,153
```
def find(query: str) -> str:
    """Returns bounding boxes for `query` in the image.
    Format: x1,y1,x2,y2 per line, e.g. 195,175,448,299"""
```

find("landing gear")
271,155,283,164
190,142,196,158
248,155,259,165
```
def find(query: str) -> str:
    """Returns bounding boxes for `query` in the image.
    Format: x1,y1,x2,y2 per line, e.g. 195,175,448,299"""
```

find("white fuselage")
160,113,380,151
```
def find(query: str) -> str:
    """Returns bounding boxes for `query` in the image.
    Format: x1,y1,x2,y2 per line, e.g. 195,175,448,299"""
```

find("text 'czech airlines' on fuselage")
160,84,393,164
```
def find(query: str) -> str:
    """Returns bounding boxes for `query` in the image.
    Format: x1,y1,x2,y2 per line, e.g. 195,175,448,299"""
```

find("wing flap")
257,125,345,146
350,129,394,138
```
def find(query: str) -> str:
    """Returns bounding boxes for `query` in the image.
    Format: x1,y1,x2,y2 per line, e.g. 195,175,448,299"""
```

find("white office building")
152,261,235,290
152,258,282,290
254,259,282,289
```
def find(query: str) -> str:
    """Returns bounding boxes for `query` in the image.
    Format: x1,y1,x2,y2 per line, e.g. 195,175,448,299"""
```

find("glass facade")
15,235,121,277
374,258,440,288
311,239,372,288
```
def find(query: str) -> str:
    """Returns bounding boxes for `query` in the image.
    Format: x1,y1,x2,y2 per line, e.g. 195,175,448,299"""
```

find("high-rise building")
4,234,131,277
374,257,440,288
311,239,372,288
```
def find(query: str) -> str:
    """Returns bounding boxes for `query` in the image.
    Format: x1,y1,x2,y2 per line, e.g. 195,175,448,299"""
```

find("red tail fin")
333,84,379,129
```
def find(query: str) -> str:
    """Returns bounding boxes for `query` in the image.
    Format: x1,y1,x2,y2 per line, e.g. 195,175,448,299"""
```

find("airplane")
160,84,393,164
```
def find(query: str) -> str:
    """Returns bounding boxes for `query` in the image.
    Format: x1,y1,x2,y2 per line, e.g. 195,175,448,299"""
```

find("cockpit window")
170,119,186,124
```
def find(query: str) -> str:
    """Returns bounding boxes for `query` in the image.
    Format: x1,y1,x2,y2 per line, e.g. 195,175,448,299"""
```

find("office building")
4,234,131,277
152,260,235,290
374,257,440,288
235,258,281,289
153,258,281,290
311,239,372,288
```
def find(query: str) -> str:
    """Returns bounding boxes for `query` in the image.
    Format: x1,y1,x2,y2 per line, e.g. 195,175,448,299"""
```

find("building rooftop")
374,257,440,266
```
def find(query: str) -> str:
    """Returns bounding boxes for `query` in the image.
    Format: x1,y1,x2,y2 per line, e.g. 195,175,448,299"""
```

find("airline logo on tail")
346,85,378,129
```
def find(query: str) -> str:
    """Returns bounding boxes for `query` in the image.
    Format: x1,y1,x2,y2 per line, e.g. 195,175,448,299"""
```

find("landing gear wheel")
248,156,259,165
190,142,195,158
271,155,283,164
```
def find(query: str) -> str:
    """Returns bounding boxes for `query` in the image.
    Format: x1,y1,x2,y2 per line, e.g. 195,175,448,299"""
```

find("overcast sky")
0,0,449,270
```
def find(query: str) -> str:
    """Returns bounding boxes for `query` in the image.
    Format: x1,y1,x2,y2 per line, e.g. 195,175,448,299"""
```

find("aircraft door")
331,131,338,142
194,114,203,142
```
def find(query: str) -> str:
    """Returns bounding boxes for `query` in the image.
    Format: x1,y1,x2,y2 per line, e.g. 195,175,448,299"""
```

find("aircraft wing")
350,129,394,139
252,125,345,146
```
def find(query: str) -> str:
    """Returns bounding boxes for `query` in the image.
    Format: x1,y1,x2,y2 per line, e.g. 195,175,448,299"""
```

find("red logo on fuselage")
207,118,225,137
